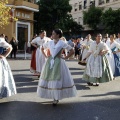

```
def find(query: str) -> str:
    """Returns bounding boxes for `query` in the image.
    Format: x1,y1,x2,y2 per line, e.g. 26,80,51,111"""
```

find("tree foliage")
34,0,83,35
83,6,103,30
0,0,17,27
83,6,120,34
102,8,120,34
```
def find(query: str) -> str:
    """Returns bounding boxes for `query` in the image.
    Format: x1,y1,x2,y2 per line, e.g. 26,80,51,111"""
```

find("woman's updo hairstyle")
53,29,63,38
39,30,46,35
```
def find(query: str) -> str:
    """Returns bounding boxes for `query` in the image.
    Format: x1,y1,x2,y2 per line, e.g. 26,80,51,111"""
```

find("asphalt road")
0,59,120,120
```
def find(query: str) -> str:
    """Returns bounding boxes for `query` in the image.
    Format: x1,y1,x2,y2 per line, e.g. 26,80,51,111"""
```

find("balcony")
15,0,39,12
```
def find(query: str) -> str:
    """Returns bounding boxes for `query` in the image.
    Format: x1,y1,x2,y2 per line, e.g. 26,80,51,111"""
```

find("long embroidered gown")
81,39,93,61
31,37,51,73
83,41,113,83
106,41,120,76
37,40,77,100
0,38,16,98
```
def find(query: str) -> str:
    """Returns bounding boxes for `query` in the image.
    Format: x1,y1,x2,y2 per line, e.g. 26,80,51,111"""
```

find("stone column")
87,0,90,8
95,0,99,7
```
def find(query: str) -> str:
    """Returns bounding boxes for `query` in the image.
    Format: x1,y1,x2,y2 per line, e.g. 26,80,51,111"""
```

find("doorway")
18,24,28,50
16,21,30,50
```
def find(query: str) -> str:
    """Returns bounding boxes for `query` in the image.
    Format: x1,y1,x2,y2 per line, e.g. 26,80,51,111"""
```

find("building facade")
0,0,39,50
69,0,120,31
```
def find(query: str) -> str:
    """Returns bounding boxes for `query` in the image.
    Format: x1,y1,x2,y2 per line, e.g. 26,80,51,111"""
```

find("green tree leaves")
83,6,103,30
102,8,120,34
83,6,120,34
34,0,83,35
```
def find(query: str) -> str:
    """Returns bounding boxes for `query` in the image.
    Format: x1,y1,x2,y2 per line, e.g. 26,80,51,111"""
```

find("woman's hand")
99,51,104,56
41,46,44,51
64,56,69,60
83,45,86,49
0,55,5,59
113,51,119,54
57,55,68,60
31,43,38,48
99,50,107,56
113,51,116,54
41,46,48,58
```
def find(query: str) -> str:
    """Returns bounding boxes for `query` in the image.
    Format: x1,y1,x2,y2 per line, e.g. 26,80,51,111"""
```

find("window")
106,0,110,3
99,0,105,5
74,3,78,11
84,0,87,9
90,0,95,7
78,17,81,24
79,2,82,10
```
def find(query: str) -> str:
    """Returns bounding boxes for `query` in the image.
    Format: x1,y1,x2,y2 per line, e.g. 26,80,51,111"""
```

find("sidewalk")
8,53,31,60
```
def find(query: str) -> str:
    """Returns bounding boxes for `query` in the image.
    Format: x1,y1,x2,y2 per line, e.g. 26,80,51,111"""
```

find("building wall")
0,23,13,41
69,0,120,31
0,0,39,50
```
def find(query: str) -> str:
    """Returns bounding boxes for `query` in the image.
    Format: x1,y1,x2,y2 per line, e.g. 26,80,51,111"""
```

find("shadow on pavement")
75,84,90,90
17,87,37,93
14,74,38,83
13,74,39,93
69,68,85,70
12,69,30,72
82,91,120,97
74,78,85,84
71,71,83,75
0,98,120,120
14,73,88,93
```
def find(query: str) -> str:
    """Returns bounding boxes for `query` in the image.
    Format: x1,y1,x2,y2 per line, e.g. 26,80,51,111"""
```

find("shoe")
33,73,40,76
38,75,40,78
93,83,99,86
87,82,93,86
33,72,40,76
52,100,59,106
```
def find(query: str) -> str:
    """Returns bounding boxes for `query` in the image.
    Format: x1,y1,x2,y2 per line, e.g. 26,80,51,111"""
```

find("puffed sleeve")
115,41,120,49
46,37,51,42
88,42,94,52
62,42,72,51
103,43,109,51
1,38,12,49
31,37,38,44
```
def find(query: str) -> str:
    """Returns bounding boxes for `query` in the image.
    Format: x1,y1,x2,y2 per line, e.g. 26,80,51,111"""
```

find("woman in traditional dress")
78,34,93,65
102,33,110,43
31,30,51,76
60,37,68,57
115,33,120,57
81,34,93,61
37,29,77,106
0,37,16,99
82,34,113,86
106,34,120,77
30,34,37,75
